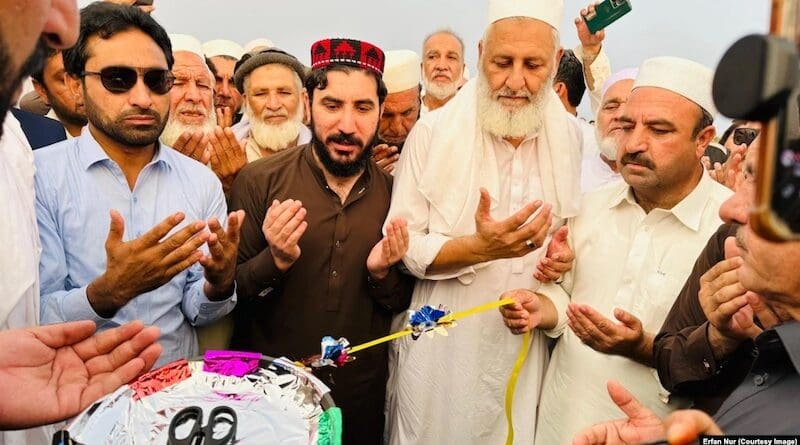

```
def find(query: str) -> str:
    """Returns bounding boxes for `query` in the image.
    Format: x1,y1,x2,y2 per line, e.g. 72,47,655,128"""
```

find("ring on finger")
525,239,537,249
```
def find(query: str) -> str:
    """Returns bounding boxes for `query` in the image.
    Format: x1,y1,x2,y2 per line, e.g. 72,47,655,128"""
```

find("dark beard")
0,38,48,138
311,129,376,178
84,85,167,147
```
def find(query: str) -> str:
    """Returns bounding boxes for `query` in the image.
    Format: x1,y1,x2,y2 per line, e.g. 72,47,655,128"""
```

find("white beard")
246,102,304,152
595,126,619,160
423,76,459,101
476,72,550,139
160,105,217,147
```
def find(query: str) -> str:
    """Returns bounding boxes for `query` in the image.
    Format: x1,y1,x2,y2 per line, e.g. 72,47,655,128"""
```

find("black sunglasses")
82,66,175,95
733,127,760,146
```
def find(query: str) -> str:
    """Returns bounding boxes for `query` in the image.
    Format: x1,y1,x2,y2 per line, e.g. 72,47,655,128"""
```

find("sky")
78,0,772,121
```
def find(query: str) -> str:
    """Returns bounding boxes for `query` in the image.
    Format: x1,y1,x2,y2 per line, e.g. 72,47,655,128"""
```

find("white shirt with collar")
535,172,732,444
0,114,58,445
0,114,40,329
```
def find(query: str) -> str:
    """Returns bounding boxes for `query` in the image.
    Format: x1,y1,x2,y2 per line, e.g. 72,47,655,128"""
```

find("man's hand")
104,0,155,13
262,199,308,272
372,143,400,174
366,218,409,280
662,410,723,445
702,144,745,191
200,210,244,300
216,106,234,129
534,225,574,283
499,289,557,334
473,188,553,261
700,237,773,360
567,304,651,362
0,320,161,429
88,210,210,318
172,130,210,164
209,127,247,194
572,381,665,445
575,3,605,57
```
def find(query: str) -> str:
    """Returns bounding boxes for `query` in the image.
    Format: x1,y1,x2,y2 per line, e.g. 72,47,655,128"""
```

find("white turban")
169,34,204,60
487,0,563,29
202,39,244,60
633,56,716,116
384,50,421,94
244,38,275,54
601,68,638,100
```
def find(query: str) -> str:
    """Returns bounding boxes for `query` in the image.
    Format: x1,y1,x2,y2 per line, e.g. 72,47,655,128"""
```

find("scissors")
167,405,237,445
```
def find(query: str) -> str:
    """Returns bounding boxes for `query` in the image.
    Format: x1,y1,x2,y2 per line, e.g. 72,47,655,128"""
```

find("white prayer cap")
487,0,563,30
633,56,716,116
202,39,244,60
169,34,204,60
244,38,275,53
384,50,421,94
601,67,638,100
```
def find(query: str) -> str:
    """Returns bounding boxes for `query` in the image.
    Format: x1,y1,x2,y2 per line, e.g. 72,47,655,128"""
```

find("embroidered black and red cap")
310,38,385,77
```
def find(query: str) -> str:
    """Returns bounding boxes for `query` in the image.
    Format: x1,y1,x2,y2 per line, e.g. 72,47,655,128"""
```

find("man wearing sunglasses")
34,2,242,368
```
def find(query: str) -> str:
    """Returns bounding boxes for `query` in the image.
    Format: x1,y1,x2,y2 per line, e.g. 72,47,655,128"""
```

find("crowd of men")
0,0,798,444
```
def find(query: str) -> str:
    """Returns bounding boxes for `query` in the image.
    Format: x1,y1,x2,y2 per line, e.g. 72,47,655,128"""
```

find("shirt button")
331,270,338,278
335,240,342,248
133,197,138,203
753,373,767,386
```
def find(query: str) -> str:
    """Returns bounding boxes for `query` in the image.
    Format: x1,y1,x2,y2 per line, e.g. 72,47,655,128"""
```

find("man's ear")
478,39,483,61
695,123,717,159
555,47,564,69
65,73,83,106
553,82,566,99
31,79,52,107
301,89,310,125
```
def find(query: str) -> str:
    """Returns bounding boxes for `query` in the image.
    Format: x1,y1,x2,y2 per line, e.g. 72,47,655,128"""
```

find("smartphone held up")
583,0,632,34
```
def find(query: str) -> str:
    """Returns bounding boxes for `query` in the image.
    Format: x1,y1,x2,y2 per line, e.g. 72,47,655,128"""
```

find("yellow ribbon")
504,331,531,445
346,296,529,445
347,298,515,354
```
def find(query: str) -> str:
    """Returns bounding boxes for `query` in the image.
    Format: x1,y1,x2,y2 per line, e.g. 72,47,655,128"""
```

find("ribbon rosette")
407,304,454,339
311,336,351,368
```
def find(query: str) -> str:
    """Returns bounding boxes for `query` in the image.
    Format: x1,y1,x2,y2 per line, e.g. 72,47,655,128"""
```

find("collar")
774,321,800,374
77,128,173,172
608,171,713,232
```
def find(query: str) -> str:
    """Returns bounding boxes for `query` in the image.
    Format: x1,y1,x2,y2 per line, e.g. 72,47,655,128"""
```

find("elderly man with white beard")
232,48,310,162
384,0,583,443
580,68,636,192
419,29,465,114
162,34,246,194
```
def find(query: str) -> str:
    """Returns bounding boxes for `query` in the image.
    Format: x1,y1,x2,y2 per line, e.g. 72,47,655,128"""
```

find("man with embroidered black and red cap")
229,38,414,444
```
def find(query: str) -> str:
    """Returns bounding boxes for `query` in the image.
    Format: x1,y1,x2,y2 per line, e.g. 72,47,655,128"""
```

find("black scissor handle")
204,406,237,445
167,406,203,445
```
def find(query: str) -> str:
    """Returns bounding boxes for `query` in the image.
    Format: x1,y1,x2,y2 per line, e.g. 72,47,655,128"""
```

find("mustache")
735,226,748,253
495,86,533,99
620,152,655,169
119,107,161,121
176,104,208,116
326,132,364,148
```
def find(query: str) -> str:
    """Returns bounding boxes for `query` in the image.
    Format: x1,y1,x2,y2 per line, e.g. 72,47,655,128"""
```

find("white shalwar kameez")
384,78,583,445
